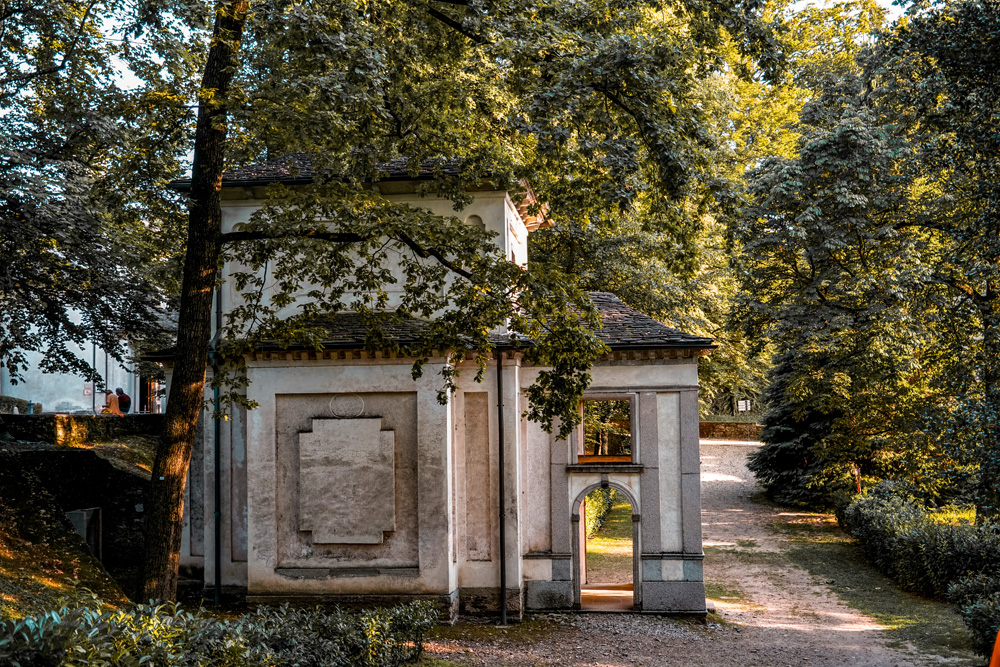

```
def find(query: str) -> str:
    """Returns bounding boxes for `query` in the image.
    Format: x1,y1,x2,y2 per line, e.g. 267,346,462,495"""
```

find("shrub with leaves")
949,573,1000,657
840,483,1000,657
840,482,1000,598
0,598,437,667
585,488,618,537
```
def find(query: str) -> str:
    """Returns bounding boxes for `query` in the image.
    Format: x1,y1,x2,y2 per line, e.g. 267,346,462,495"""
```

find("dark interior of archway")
582,488,633,611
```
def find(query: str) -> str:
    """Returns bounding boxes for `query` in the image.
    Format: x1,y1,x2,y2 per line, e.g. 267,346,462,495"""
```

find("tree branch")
930,271,989,312
220,229,364,244
0,0,100,89
220,227,476,281
418,2,486,44
396,230,473,280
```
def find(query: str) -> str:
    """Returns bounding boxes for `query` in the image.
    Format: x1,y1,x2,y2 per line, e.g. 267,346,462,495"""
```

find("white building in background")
0,321,161,414
163,156,715,619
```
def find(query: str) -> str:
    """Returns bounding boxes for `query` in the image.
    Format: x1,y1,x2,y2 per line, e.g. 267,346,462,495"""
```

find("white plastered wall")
217,189,529,324
242,357,456,597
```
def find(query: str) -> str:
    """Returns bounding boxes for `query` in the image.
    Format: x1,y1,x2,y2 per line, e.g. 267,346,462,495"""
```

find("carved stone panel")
275,393,418,569
298,418,395,545
464,392,492,561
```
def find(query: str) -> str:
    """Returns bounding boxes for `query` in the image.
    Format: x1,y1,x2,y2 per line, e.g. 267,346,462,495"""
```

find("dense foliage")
0,0,193,383
739,0,1000,515
839,483,1000,656
0,599,436,667
585,488,619,537
949,573,1000,657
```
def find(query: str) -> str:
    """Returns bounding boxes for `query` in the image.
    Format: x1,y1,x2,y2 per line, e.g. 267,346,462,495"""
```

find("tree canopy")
0,0,196,383
739,0,1000,516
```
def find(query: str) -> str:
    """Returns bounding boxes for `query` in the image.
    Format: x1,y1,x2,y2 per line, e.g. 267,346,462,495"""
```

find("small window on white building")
579,398,632,463
466,214,485,231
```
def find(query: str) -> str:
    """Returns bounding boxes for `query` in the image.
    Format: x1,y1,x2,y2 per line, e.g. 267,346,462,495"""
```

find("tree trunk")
140,0,249,602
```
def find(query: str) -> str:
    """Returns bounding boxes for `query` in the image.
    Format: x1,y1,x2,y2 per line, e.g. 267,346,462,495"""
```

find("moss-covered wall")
0,414,164,446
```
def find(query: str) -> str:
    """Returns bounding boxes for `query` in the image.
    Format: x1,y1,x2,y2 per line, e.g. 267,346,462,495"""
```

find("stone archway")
570,482,641,611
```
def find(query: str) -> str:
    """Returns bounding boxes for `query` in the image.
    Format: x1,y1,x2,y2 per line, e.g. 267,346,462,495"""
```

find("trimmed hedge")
0,598,437,667
949,573,1000,656
0,396,31,415
839,482,1000,656
585,488,617,537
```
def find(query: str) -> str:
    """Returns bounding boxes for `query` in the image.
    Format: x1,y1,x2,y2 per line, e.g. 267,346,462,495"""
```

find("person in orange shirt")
101,391,123,416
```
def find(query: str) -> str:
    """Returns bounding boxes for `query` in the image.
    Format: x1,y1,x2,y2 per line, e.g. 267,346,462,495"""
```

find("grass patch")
585,500,632,584
771,511,979,663
70,435,157,479
705,581,748,602
927,505,976,526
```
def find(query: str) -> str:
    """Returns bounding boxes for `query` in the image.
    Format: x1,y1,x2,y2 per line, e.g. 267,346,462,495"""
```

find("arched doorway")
571,483,641,611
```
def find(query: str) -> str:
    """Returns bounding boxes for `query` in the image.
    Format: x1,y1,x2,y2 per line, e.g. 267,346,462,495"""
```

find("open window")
577,397,634,464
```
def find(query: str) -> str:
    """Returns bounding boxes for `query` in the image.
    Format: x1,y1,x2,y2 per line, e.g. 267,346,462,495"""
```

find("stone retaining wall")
0,414,165,446
699,421,762,441
14,449,149,598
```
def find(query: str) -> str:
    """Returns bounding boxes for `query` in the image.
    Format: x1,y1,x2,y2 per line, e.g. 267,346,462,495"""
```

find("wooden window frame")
574,393,638,465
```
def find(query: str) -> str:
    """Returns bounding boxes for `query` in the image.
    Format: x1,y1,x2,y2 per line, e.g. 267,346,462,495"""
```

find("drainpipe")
496,347,507,625
211,287,222,606
92,344,97,414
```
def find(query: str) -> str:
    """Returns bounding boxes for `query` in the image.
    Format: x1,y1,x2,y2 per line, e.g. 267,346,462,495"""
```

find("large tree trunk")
140,0,249,602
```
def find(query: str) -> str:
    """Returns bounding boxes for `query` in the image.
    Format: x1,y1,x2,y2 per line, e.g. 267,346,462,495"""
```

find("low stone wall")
0,396,33,414
0,414,165,446
699,421,762,441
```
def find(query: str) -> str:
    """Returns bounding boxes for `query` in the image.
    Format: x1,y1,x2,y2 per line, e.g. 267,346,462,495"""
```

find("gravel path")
698,441,926,666
422,441,961,666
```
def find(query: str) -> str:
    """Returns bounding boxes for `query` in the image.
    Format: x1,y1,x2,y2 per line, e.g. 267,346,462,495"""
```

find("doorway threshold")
580,583,634,612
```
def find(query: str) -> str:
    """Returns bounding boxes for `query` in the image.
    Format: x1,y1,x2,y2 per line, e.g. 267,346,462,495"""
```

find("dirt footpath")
422,441,971,667
699,441,926,667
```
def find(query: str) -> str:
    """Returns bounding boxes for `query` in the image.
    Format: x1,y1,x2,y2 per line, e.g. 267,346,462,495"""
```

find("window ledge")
566,464,644,473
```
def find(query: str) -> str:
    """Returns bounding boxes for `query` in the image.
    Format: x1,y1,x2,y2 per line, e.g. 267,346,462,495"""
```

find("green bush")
0,396,31,415
585,488,617,537
840,482,1000,657
840,482,1000,598
949,573,1000,656
0,598,438,667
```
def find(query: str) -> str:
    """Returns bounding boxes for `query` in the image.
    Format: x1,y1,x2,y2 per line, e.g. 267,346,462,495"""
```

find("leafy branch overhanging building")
163,158,715,618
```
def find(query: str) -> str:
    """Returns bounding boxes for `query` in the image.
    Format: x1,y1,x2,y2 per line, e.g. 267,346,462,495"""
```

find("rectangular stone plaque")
298,418,395,544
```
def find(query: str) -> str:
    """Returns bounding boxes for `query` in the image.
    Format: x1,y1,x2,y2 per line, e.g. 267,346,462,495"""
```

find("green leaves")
0,0,202,382
739,0,1000,514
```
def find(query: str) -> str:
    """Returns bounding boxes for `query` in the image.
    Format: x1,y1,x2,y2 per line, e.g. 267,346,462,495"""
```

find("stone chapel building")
166,157,715,619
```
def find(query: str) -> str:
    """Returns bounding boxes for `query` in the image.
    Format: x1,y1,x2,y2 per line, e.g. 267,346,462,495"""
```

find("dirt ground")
421,441,979,667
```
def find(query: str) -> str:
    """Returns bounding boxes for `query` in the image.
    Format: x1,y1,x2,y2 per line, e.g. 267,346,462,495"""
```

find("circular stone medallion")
329,394,365,418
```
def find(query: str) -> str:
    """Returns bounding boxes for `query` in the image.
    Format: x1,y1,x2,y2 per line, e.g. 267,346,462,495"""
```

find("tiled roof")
170,153,463,190
585,292,715,349
171,153,554,230
144,293,713,361
263,312,434,349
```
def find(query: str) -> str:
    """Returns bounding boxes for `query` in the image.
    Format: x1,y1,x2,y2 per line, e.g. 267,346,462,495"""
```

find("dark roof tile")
144,292,713,360
585,292,714,349
171,153,463,190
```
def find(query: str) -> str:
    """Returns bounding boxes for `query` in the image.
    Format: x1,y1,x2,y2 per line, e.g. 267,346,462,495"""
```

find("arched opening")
572,484,640,611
